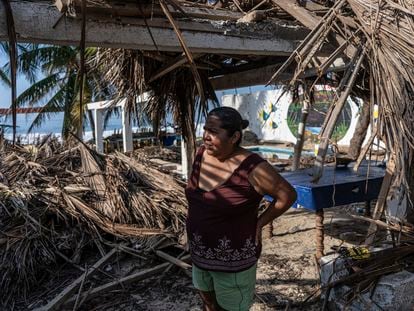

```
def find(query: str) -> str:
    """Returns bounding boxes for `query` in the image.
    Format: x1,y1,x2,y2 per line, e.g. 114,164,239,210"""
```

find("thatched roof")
2,1,413,184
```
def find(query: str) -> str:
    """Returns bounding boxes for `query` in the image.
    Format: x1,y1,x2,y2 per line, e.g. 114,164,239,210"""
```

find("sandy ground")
69,203,371,311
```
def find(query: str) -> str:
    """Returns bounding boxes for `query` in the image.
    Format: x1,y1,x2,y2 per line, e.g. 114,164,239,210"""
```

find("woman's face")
203,116,238,157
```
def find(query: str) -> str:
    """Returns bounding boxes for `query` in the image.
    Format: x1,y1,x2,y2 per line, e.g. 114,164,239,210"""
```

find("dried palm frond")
269,0,414,191
0,138,187,305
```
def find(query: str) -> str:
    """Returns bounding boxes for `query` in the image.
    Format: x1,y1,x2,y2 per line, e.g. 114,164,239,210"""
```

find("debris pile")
321,244,414,309
0,137,187,306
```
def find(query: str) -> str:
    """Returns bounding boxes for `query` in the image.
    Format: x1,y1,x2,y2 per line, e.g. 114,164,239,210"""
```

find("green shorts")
192,264,257,311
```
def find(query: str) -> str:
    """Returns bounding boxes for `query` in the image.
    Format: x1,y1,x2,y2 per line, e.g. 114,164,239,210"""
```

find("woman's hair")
207,107,249,146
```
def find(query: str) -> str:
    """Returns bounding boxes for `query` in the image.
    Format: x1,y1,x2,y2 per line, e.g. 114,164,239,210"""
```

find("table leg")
315,209,324,261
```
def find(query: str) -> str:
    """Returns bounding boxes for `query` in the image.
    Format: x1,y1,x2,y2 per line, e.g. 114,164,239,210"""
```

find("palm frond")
27,87,66,134
0,42,8,54
16,45,76,83
0,67,10,86
16,73,62,108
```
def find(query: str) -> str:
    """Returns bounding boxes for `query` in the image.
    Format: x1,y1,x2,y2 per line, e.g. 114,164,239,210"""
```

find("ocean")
0,111,207,143
0,112,155,143
0,86,273,143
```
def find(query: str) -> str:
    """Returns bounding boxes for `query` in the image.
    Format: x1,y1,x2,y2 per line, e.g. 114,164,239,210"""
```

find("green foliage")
332,121,349,141
287,115,299,137
0,44,107,138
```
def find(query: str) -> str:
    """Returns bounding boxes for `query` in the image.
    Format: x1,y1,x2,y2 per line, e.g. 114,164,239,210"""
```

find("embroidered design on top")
190,234,256,262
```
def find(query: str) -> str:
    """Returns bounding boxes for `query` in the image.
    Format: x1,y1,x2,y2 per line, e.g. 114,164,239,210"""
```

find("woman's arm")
249,161,297,244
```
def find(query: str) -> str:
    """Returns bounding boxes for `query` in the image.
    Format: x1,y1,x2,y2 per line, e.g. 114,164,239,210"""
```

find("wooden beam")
65,262,171,305
35,249,117,311
155,250,191,270
148,53,203,83
210,62,347,90
55,0,244,21
271,0,319,29
0,107,46,114
211,64,287,90
0,1,300,56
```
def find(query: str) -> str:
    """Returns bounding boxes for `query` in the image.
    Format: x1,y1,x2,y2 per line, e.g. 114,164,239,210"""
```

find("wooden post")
121,104,133,153
93,108,103,153
181,137,188,180
315,209,324,261
365,157,395,245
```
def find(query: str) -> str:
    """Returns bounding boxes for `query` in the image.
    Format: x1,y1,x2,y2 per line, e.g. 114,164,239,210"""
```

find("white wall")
222,89,361,146
222,89,297,143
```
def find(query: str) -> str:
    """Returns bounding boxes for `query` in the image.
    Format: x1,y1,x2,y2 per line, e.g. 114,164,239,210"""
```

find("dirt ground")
69,203,371,311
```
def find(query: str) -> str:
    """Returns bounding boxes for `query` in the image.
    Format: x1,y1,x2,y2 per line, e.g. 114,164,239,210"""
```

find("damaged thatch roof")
0,137,187,305
1,1,413,189
270,0,414,193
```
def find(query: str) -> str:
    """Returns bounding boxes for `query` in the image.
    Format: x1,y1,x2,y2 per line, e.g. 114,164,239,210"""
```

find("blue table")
264,163,385,259
265,163,385,211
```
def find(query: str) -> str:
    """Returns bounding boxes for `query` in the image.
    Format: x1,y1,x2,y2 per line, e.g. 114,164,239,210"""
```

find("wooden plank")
271,0,320,29
0,1,299,56
248,0,268,13
64,262,171,305
35,248,117,311
55,0,244,21
364,157,396,245
0,107,45,114
211,63,286,90
210,62,347,90
155,250,191,270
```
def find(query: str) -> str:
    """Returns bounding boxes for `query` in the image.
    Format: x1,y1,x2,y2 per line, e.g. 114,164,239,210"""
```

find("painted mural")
222,89,297,142
222,88,360,146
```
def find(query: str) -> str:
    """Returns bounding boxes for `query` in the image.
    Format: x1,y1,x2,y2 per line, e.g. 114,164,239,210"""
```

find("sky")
1,50,275,107
0,53,32,108
0,49,275,135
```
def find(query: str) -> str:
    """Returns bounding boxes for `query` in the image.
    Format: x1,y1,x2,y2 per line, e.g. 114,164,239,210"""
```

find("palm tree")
0,43,11,87
1,44,110,139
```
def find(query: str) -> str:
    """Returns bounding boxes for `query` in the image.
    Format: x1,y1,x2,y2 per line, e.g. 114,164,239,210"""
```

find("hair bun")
241,119,249,129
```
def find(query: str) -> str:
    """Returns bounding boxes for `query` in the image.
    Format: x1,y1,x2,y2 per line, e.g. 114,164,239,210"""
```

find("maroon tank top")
185,146,266,272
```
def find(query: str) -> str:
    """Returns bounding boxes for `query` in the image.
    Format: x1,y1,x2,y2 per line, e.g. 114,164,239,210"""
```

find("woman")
185,107,297,311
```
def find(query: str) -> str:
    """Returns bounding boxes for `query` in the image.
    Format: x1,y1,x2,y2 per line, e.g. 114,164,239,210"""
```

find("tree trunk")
292,99,310,171
347,100,371,160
